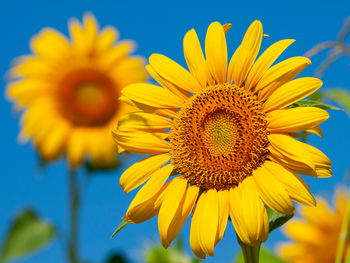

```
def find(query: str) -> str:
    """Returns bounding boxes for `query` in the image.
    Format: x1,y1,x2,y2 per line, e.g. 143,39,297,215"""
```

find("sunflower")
113,20,332,258
279,189,350,263
7,13,147,168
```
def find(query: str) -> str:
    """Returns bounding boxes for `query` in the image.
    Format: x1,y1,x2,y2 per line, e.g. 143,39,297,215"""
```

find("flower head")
7,13,147,168
279,189,349,263
113,20,332,258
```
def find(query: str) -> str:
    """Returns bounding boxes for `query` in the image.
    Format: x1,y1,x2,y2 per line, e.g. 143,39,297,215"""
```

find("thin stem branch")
335,189,350,263
68,169,80,263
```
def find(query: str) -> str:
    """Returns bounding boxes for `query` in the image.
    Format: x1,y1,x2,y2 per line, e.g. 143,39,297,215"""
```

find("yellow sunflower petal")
123,181,170,224
215,190,229,245
158,177,188,247
146,65,190,101
118,112,173,132
278,243,307,259
335,191,347,213
163,184,199,248
86,130,117,167
111,56,147,86
300,142,331,170
301,198,334,225
267,107,329,133
112,130,170,154
82,13,98,52
120,153,171,193
98,40,135,68
149,54,201,93
12,56,54,77
67,128,87,168
69,17,85,52
122,83,184,109
229,177,269,246
306,125,323,138
96,26,118,54
245,39,295,91
269,133,316,171
31,28,70,60
198,189,219,256
278,242,312,263
285,220,323,244
190,189,219,257
253,164,295,214
118,95,177,119
205,22,227,84
184,29,210,87
190,204,207,259
263,77,323,112
7,79,50,106
257,57,311,100
124,164,174,223
40,121,70,160
264,161,316,206
315,167,332,178
228,20,263,86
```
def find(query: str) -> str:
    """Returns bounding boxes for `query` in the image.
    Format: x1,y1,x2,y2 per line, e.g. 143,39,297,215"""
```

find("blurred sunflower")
113,20,332,258
7,13,147,168
279,189,350,263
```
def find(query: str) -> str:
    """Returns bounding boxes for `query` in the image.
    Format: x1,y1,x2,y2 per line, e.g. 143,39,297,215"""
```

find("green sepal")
111,221,128,239
266,206,293,233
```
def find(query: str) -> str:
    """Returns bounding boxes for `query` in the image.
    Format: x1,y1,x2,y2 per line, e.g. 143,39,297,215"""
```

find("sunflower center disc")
169,84,270,190
59,68,118,126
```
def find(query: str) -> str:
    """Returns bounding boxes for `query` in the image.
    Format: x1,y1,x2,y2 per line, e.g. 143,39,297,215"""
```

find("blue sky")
1,0,349,262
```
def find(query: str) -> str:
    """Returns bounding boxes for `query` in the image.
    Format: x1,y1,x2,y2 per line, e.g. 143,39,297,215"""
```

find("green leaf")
325,89,350,113
111,221,128,239
309,91,324,102
266,206,293,233
289,99,342,110
0,209,56,263
235,247,286,263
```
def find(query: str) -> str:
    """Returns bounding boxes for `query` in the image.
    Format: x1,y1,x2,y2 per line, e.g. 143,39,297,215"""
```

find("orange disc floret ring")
169,83,270,190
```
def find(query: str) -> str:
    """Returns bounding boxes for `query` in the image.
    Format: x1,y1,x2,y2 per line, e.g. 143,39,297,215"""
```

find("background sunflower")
7,13,147,168
279,189,350,263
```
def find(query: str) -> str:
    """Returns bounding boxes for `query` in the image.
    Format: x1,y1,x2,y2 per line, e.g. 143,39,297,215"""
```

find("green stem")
238,236,261,263
68,170,80,263
335,190,350,263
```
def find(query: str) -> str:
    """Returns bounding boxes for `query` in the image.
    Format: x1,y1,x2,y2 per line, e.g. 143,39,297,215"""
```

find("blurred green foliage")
144,238,200,263
0,209,56,263
325,89,350,114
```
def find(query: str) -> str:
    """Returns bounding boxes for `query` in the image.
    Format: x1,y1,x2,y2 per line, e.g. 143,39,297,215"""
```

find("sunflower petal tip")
223,23,232,34
252,20,263,27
